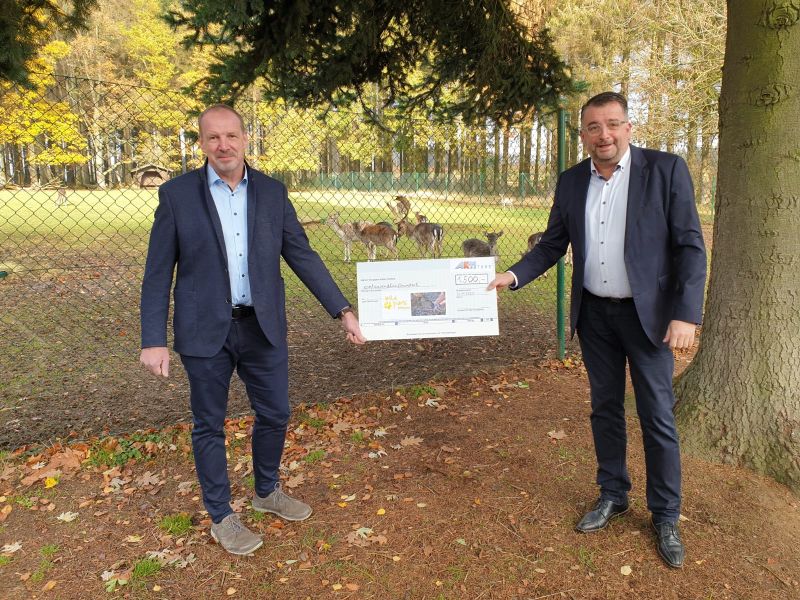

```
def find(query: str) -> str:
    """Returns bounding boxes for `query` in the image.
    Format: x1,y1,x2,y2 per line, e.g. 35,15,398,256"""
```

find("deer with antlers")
395,203,444,258
462,231,503,257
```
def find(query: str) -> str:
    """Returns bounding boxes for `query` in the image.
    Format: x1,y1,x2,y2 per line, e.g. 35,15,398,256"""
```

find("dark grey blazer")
507,145,707,346
140,163,348,357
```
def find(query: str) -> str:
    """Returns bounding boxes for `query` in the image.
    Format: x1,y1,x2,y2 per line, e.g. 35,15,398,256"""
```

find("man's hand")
140,346,170,377
487,272,516,292
663,320,696,350
340,311,367,345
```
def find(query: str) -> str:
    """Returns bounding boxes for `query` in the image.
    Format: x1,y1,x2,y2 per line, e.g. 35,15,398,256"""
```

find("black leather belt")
232,304,255,319
583,289,633,303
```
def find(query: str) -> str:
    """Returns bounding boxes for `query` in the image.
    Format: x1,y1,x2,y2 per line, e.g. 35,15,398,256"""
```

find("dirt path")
2,352,798,599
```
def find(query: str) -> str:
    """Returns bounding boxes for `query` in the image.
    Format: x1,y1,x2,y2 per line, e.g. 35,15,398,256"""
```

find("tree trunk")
675,0,800,493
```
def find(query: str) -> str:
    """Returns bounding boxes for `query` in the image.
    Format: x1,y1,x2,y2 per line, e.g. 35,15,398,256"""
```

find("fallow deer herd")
324,195,572,270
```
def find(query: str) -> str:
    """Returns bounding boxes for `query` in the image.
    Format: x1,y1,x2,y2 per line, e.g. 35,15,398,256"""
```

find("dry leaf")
400,436,423,447
230,498,248,512
42,580,58,591
226,587,237,595
620,565,632,576
345,583,360,591
56,511,79,522
547,430,567,440
135,472,162,487
124,535,143,543
2,541,22,553
285,474,305,489
332,422,351,434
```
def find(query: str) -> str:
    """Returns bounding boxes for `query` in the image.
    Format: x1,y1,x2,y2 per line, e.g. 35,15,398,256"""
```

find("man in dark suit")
488,92,706,568
140,104,366,555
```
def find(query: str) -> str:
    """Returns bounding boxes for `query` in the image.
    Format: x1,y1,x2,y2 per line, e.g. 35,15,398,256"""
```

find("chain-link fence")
0,75,715,447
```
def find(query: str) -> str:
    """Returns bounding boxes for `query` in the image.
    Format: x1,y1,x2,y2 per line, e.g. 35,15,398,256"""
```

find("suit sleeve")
505,173,572,289
668,157,707,324
140,187,178,348
277,186,349,317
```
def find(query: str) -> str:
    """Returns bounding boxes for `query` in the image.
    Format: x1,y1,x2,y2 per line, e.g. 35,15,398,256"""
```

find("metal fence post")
556,107,567,361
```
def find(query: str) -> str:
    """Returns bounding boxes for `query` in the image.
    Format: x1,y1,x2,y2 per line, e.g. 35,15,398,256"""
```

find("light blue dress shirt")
207,164,251,306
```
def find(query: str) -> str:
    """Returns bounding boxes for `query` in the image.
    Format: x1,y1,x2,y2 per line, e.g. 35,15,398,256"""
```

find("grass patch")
131,557,162,582
0,556,12,567
576,546,597,572
31,559,54,583
158,513,193,536
405,384,439,400
349,431,366,444
40,544,59,558
299,413,327,429
87,433,165,468
304,449,326,464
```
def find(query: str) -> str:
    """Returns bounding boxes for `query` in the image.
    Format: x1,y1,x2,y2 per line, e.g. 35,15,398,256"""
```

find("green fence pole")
556,107,567,361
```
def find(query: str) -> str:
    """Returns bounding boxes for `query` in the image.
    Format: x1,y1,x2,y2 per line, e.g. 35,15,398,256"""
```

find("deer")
357,222,399,261
462,231,503,257
395,202,444,258
325,212,367,263
521,231,573,277
55,187,69,206
387,195,411,221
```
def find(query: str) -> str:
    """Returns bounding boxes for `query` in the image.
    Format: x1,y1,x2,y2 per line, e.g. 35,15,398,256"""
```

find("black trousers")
577,291,681,524
181,314,290,523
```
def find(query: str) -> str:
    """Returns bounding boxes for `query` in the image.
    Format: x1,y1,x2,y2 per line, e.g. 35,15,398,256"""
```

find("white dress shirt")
583,148,632,299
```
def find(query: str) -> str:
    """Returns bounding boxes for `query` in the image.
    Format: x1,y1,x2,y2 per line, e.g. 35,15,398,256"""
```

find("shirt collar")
590,146,631,177
206,163,248,188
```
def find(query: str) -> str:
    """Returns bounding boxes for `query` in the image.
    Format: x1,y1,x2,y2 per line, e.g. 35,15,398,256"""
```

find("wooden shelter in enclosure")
130,164,171,188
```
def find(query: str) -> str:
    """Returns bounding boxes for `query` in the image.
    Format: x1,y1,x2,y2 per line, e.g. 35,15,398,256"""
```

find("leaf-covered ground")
2,352,799,599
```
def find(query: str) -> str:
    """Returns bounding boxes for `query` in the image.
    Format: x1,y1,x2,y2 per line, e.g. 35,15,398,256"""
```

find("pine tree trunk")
675,0,800,493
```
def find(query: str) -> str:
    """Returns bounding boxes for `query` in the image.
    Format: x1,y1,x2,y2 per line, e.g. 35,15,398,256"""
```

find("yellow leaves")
620,565,633,576
41,580,58,592
44,477,59,489
376,508,386,515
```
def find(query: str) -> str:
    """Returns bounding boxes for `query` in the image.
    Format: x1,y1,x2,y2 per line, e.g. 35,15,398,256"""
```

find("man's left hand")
663,320,696,350
341,311,367,345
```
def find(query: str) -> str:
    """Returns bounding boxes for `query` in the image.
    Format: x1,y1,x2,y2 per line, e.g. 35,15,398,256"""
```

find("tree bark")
675,0,800,493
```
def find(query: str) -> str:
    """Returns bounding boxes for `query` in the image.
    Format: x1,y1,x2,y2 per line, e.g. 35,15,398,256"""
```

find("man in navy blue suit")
488,92,706,568
140,104,366,555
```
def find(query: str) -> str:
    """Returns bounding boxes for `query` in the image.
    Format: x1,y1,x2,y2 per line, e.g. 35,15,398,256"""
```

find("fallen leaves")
2,541,23,554
620,565,633,576
547,430,567,441
56,511,79,523
400,436,423,447
285,473,306,489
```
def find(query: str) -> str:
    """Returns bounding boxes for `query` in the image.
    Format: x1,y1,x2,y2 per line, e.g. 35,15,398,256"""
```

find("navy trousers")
181,313,289,523
577,292,681,524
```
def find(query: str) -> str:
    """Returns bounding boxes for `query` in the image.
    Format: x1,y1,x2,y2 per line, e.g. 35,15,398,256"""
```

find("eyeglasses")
582,120,628,136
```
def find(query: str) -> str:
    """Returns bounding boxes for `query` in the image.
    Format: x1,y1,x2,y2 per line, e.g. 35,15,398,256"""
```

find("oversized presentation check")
356,257,499,340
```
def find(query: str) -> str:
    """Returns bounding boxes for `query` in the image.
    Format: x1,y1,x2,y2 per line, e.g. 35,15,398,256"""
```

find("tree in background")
0,0,97,85
675,0,800,492
166,0,576,126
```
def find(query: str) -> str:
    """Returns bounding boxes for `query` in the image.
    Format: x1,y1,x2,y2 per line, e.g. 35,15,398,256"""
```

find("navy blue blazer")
141,163,348,357
507,145,707,346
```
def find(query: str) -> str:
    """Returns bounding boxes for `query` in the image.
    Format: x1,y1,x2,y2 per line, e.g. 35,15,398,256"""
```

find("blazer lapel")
199,163,228,264
625,145,649,249
572,159,592,264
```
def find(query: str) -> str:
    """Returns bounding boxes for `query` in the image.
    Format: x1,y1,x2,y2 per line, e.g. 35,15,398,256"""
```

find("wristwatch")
337,306,354,319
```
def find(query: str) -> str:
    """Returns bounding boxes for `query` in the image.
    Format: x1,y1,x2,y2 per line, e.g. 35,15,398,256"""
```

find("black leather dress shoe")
575,498,629,532
652,520,685,568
